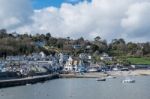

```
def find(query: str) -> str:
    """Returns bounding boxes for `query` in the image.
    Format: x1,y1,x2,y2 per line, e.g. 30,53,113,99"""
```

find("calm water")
0,76,150,99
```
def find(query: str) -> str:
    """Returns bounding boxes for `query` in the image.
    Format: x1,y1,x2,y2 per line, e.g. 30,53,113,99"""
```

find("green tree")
45,32,51,41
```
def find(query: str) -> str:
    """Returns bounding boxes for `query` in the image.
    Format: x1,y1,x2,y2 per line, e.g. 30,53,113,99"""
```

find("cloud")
16,0,128,40
121,2,150,41
0,0,33,30
1,0,150,42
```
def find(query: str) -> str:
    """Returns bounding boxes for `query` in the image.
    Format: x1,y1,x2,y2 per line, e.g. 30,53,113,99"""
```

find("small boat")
96,78,106,81
26,83,31,86
88,68,97,72
106,76,116,79
122,78,135,83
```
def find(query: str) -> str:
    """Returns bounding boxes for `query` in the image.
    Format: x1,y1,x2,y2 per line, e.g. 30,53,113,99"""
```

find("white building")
100,53,112,61
63,56,74,71
39,51,46,58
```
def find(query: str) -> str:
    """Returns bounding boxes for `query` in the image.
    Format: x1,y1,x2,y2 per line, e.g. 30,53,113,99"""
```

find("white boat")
122,78,135,83
106,76,116,79
113,67,119,71
96,78,106,81
26,84,31,86
88,68,97,72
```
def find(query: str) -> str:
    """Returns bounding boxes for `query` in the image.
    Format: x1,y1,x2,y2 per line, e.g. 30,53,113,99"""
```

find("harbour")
0,76,150,99
0,68,150,88
1,0,150,98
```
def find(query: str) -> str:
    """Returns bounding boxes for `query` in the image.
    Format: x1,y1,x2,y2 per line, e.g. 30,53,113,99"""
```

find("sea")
0,76,150,99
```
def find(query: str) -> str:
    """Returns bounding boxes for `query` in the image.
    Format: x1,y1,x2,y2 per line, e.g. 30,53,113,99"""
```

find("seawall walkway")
0,74,59,88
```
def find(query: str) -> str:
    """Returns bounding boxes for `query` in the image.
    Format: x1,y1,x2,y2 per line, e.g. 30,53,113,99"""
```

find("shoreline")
60,70,150,78
0,69,150,88
107,69,150,77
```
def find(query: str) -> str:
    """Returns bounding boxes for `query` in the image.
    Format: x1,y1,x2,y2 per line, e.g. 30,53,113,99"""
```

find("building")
6,56,25,61
63,56,74,71
58,53,69,66
73,45,81,49
100,53,112,61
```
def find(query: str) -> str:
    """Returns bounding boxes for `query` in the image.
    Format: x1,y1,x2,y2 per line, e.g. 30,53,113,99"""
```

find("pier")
0,74,59,88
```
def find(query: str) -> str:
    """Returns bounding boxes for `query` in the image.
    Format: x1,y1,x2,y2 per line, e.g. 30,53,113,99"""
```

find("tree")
142,42,150,55
127,42,138,55
56,39,64,49
46,32,51,41
0,29,7,38
0,29,7,34
109,38,126,56
75,37,84,45
78,37,84,41
91,44,99,52
94,36,101,42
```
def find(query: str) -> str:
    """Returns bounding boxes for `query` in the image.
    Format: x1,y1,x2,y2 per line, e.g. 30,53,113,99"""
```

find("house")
29,52,46,61
73,45,81,49
100,53,112,61
35,41,46,47
79,53,91,67
59,53,64,66
58,53,69,66
63,56,74,71
79,53,91,60
73,60,78,72
6,56,25,61
86,45,91,49
39,51,46,58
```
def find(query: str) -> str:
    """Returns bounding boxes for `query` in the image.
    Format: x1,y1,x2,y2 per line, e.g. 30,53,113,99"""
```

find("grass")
127,57,150,65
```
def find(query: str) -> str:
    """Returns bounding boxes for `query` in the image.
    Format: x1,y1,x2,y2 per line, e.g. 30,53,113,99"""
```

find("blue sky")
32,0,91,9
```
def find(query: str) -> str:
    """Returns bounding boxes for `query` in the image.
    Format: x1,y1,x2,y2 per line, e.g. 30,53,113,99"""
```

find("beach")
60,70,150,78
107,70,150,76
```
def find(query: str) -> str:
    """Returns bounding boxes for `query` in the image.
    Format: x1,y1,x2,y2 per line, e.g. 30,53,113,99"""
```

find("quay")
0,74,59,88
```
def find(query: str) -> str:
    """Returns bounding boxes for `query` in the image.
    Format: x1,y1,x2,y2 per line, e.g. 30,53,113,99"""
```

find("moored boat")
106,76,116,79
122,78,135,83
88,68,98,72
96,78,106,81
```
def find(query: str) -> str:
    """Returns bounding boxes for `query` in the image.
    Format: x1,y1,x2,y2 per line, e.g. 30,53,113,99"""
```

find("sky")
0,0,150,42
32,0,91,9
